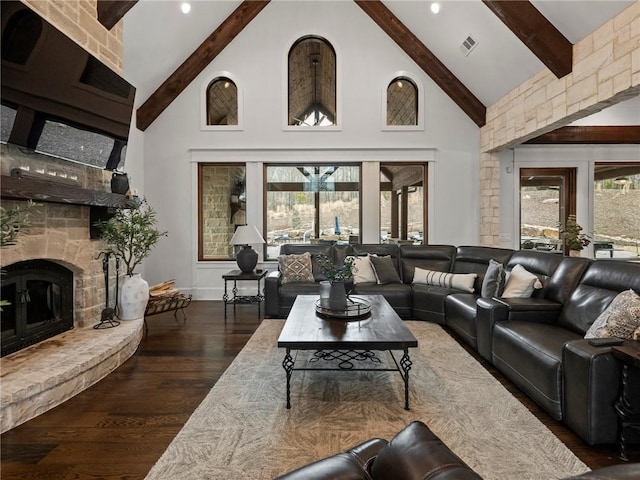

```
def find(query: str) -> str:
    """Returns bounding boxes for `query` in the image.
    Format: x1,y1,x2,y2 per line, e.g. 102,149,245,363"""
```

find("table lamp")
230,225,265,273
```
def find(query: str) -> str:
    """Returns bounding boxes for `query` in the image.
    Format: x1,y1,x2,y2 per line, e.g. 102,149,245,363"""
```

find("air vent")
460,34,478,56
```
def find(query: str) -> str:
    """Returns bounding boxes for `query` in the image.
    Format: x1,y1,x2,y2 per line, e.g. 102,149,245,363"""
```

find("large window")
265,165,359,259
380,164,426,244
288,36,336,127
593,163,640,259
198,164,246,260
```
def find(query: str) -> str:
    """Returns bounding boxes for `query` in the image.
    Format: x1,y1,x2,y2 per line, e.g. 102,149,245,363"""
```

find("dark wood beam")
526,126,640,144
354,0,486,127
97,1,138,30
136,1,270,131
483,0,573,78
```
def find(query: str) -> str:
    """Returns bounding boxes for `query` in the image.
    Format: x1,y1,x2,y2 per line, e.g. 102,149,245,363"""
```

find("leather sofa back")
399,244,456,283
558,259,640,334
505,250,565,299
453,246,514,293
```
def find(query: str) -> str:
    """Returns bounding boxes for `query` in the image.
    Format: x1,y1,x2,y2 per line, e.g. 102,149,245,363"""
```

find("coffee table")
277,295,418,410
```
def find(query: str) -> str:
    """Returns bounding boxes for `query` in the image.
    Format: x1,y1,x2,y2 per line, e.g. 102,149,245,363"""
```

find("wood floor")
1,301,637,479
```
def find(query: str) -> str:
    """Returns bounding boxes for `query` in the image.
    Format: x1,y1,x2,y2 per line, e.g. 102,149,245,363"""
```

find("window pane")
199,164,246,260
207,77,238,125
379,164,425,244
266,165,359,259
593,164,640,259
288,36,336,127
520,179,562,252
387,77,418,126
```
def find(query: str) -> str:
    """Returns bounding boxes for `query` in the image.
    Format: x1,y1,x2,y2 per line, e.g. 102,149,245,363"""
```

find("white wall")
124,1,480,298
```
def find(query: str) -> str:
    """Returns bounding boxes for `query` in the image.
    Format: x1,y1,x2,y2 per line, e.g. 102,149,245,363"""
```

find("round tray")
315,297,371,321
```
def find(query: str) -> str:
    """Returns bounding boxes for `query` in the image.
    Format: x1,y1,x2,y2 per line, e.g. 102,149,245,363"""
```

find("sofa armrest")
273,438,387,480
264,270,282,317
562,339,622,445
476,297,509,362
492,297,563,323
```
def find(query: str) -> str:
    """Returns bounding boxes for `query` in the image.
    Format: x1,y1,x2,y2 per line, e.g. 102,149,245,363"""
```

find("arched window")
206,77,238,126
386,77,418,126
288,36,336,127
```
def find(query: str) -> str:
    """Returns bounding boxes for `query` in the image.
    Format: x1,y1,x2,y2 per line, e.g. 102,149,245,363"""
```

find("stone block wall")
20,0,123,74
479,1,640,246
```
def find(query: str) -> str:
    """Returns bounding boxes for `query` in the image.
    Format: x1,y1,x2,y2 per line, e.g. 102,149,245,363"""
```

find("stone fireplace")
1,145,143,432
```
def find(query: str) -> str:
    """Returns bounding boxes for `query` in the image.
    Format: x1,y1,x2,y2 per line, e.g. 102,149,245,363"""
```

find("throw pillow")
481,259,505,298
584,289,640,339
412,267,476,293
369,255,402,284
352,255,377,284
501,264,543,298
278,252,315,284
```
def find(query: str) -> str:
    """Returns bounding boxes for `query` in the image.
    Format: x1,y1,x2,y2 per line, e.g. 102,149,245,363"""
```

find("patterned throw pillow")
278,252,315,284
585,289,640,339
412,267,476,293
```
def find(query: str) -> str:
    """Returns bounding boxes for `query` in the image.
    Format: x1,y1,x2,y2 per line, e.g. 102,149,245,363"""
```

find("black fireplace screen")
1,259,73,356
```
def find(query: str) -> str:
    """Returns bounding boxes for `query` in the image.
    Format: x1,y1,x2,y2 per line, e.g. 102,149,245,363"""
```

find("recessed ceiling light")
430,2,440,14
181,2,191,14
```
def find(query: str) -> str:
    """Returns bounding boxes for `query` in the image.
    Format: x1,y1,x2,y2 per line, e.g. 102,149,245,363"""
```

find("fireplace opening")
1,259,74,357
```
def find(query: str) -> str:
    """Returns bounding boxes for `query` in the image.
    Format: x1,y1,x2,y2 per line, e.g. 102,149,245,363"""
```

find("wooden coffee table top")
277,295,418,350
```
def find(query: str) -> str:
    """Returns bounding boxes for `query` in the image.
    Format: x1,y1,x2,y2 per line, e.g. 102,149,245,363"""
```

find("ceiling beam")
525,126,640,144
97,1,138,30
354,0,486,127
136,1,270,131
483,0,573,78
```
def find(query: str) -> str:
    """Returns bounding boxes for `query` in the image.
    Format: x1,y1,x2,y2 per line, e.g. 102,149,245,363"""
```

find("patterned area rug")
144,320,589,480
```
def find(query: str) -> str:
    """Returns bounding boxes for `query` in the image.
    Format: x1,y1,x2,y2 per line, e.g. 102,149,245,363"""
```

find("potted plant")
559,214,591,256
317,255,355,311
97,198,167,320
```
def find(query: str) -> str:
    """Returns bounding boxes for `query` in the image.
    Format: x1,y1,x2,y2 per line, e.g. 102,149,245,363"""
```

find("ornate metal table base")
282,348,413,410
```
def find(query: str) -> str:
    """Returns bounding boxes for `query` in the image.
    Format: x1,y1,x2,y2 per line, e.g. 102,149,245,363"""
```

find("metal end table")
222,269,267,322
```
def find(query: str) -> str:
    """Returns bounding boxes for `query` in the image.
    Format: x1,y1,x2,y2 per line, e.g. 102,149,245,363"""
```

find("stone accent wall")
201,166,245,259
479,2,640,246
20,0,123,74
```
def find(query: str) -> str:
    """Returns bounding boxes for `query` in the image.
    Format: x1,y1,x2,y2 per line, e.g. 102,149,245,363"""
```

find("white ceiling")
124,0,638,123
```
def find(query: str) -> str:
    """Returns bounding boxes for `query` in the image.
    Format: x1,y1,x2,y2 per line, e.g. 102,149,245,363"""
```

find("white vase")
118,273,149,320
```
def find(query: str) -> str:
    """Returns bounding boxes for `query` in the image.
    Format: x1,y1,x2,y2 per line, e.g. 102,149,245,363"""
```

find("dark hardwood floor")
1,301,636,479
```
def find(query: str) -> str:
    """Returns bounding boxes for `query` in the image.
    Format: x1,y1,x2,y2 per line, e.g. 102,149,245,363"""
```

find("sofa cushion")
412,267,476,293
445,293,481,348
501,264,543,298
279,252,315,283
584,289,640,339
481,259,505,298
352,255,377,284
369,255,402,284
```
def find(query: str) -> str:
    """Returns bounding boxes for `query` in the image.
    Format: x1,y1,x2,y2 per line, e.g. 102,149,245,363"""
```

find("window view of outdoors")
593,164,640,259
380,164,425,244
520,184,563,252
266,165,359,259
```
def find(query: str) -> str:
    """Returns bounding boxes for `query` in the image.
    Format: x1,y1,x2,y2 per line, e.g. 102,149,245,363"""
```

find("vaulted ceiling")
105,0,638,136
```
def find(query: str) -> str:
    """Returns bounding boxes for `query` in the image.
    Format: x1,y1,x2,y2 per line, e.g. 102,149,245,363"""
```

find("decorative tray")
315,297,371,321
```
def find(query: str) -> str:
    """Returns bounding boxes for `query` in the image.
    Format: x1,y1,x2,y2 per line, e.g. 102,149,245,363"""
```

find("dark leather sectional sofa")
264,242,640,446
275,420,640,480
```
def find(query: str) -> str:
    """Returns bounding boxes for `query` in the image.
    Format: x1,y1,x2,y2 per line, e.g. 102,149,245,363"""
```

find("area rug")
144,320,589,480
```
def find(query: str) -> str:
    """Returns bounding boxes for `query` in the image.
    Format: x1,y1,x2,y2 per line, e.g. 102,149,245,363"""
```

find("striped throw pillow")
412,267,477,293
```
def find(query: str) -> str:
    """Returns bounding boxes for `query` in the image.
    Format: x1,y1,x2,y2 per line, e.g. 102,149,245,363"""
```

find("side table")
612,343,640,461
222,269,268,322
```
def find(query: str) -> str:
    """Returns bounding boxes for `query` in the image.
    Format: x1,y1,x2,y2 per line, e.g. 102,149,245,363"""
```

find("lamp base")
236,245,258,273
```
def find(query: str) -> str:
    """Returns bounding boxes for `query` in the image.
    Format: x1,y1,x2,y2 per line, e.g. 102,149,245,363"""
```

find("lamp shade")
230,225,265,245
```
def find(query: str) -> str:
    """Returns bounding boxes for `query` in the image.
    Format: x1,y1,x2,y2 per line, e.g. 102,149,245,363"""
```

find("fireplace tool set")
94,251,120,329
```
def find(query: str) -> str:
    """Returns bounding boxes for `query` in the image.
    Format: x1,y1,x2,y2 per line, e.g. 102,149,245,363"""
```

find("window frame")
381,72,424,131
200,71,243,131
